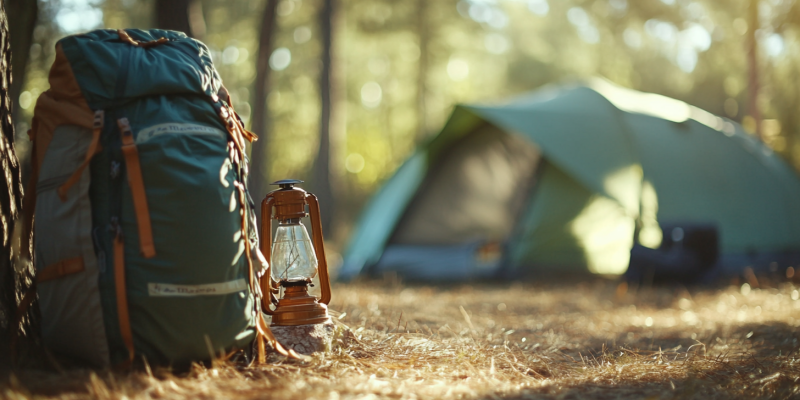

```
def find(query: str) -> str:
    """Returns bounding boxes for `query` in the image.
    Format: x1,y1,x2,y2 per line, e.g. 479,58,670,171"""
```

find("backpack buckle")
93,110,104,129
117,118,134,139
109,216,123,239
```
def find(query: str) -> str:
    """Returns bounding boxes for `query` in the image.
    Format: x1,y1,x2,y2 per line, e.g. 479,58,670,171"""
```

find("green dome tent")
339,80,800,281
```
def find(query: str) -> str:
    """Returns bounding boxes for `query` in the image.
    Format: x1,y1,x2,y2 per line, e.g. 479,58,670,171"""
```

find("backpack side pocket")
35,124,110,367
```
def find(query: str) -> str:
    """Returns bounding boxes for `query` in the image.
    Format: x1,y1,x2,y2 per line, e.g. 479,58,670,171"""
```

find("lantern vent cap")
271,179,304,190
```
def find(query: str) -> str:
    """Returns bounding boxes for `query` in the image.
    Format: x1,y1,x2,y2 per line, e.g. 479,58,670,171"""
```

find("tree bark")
0,0,27,368
415,0,429,141
311,0,336,237
249,0,279,214
6,0,38,126
746,0,761,140
154,0,205,39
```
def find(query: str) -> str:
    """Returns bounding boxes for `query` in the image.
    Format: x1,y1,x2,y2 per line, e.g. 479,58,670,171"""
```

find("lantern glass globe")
270,221,318,282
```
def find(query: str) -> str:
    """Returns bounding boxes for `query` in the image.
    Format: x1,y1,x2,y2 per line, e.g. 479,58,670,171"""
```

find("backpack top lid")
58,29,221,110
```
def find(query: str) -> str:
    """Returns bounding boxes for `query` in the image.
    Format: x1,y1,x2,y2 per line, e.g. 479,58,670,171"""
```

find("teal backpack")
22,29,288,367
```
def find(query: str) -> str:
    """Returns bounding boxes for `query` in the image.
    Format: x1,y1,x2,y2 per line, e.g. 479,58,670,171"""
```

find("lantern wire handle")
306,193,331,305
260,195,279,314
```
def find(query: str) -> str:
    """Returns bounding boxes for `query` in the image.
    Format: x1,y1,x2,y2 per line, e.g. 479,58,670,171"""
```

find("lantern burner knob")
270,179,304,190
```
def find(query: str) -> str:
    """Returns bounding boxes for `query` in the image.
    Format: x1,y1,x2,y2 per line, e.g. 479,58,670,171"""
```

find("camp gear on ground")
22,29,290,367
626,223,720,284
260,180,332,327
339,79,800,281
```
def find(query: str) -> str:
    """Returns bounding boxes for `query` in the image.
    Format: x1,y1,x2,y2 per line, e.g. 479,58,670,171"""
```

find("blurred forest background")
7,0,800,245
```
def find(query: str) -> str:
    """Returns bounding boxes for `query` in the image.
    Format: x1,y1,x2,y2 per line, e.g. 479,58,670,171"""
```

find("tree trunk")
746,0,761,140
311,0,335,237
0,0,27,368
248,0,279,215
6,0,38,126
154,0,205,39
415,0,429,141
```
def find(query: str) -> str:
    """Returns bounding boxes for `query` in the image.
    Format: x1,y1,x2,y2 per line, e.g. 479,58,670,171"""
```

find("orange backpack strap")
117,118,156,259
255,313,305,361
113,223,135,362
37,256,85,282
57,110,104,201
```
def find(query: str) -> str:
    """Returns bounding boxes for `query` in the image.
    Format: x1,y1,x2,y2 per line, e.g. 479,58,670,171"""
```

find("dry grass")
3,277,800,399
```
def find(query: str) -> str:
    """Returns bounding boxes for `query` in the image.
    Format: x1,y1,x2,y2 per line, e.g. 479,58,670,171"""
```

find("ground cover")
3,277,800,399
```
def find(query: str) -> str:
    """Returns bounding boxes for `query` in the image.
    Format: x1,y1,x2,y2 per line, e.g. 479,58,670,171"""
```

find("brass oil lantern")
260,180,331,326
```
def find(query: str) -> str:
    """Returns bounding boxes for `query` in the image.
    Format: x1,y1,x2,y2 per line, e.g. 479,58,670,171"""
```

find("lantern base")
271,284,330,326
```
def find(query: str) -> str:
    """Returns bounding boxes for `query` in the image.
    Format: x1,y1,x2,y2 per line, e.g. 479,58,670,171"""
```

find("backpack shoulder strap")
117,117,156,259
21,42,95,260
56,110,104,200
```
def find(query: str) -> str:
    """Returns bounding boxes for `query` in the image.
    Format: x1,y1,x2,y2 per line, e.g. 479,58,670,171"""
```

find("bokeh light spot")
765,33,785,57
346,153,366,173
19,91,32,110
269,48,292,71
294,26,312,44
361,82,383,108
56,0,103,33
527,0,549,16
623,28,642,48
485,33,509,54
447,58,470,81
222,46,240,65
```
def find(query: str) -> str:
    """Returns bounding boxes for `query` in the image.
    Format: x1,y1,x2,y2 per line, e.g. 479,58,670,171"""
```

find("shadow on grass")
491,321,800,400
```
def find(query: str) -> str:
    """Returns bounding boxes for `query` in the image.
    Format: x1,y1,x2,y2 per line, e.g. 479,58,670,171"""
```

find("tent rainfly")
339,80,800,281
